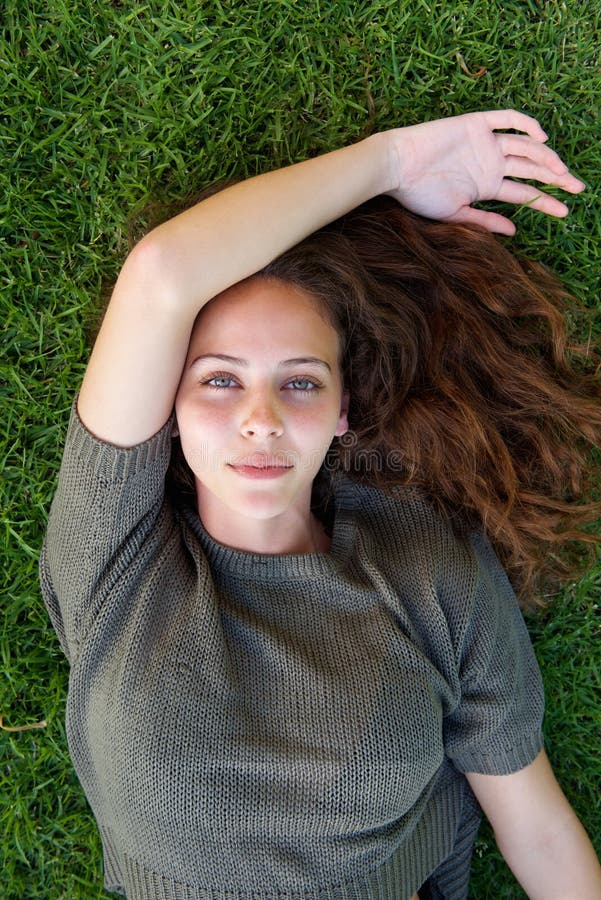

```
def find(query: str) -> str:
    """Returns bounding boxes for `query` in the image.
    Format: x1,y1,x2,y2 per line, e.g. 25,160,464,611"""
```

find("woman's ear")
335,389,350,437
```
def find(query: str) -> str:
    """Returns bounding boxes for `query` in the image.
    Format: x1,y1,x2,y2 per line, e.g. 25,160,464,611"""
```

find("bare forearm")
500,810,601,899
468,751,601,900
144,131,394,311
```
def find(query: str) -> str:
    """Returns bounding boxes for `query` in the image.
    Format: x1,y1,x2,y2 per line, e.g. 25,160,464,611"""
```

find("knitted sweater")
40,401,545,900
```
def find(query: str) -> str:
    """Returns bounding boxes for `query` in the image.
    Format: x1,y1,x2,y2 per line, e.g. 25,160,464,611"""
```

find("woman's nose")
240,395,284,438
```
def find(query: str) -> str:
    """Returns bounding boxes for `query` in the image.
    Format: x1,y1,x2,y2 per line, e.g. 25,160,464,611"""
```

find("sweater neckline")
179,473,359,581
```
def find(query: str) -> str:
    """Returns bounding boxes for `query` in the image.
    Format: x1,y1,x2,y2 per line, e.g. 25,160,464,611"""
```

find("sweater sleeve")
39,398,175,664
443,532,545,776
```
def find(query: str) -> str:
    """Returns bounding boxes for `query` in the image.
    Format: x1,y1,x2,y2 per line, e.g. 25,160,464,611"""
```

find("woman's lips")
229,464,292,479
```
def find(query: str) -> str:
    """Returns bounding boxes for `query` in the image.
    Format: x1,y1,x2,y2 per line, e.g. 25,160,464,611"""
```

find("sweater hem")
97,782,472,899
66,396,175,483
449,726,544,775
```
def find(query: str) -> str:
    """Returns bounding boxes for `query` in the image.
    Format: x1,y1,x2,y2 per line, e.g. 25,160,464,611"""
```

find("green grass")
1,1,599,897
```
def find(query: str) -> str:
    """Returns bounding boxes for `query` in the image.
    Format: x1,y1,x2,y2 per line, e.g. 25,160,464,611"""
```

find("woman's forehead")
188,277,341,362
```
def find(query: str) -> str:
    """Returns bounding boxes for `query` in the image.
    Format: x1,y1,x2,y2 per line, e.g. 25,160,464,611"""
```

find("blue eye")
287,378,318,391
203,374,238,389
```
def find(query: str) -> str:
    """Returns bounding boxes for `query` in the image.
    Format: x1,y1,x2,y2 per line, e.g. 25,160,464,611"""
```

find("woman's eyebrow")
189,353,331,372
283,357,332,372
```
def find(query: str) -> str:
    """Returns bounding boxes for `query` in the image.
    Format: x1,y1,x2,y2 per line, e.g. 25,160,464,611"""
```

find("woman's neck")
194,486,331,555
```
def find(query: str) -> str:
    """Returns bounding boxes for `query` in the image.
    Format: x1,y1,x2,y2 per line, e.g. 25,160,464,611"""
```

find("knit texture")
40,401,545,900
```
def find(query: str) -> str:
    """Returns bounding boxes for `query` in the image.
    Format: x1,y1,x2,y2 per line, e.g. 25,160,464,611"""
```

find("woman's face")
174,276,349,525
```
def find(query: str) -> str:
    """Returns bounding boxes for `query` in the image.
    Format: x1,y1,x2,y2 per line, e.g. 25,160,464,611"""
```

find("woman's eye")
286,378,320,391
203,374,238,389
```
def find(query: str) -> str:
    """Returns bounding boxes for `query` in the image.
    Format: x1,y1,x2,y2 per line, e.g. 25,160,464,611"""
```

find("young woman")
40,110,601,899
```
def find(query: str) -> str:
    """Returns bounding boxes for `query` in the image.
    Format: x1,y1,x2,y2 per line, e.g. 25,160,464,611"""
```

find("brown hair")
119,182,601,611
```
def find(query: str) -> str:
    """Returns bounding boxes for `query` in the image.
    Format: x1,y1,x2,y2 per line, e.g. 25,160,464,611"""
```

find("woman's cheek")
294,404,340,444
184,394,234,431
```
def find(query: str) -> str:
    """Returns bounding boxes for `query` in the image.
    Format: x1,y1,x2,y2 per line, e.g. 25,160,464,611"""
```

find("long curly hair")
118,182,601,611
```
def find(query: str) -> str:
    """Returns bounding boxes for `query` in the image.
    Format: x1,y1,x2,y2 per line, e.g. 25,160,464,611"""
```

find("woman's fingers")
498,133,585,192
446,204,517,235
498,133,567,171
481,109,548,141
446,168,576,234
503,156,585,190
496,180,570,216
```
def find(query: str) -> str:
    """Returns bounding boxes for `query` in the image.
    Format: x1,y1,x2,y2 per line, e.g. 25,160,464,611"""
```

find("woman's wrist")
368,128,402,197
355,128,402,197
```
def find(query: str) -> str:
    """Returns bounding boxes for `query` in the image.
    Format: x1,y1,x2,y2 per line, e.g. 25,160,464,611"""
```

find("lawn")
1,1,599,897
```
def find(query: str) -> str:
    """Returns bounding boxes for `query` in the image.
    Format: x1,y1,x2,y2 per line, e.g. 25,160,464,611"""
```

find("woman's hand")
385,110,585,235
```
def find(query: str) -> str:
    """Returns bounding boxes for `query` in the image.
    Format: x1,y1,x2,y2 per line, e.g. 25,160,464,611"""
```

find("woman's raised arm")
76,132,391,447
76,110,583,448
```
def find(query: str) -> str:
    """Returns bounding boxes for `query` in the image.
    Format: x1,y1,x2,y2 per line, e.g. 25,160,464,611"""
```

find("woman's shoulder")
337,476,524,661
337,474,468,555
336,473,495,607
41,397,180,660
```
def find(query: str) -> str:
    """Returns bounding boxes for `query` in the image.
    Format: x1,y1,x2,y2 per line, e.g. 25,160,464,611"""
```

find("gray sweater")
40,401,545,900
